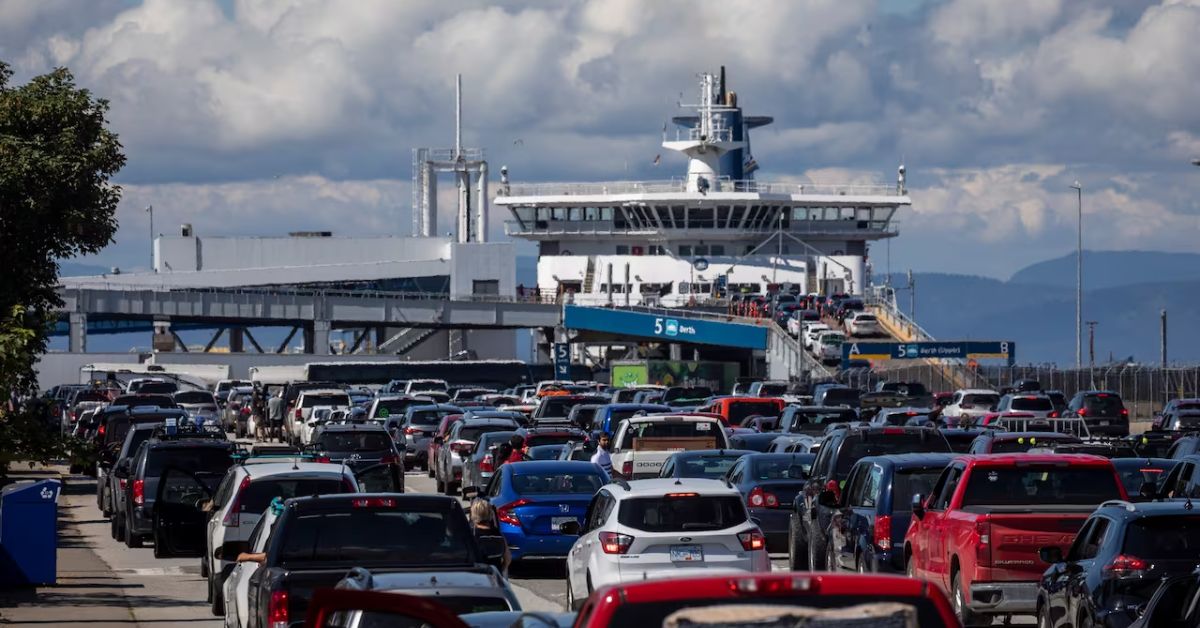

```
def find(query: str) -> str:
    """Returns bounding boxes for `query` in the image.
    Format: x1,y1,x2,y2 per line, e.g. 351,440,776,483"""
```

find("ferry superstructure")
495,68,909,307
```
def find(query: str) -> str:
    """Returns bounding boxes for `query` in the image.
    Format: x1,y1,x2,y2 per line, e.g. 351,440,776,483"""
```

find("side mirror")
217,540,249,561
558,520,582,536
817,489,840,508
477,535,506,567
911,493,926,520
1039,546,1064,564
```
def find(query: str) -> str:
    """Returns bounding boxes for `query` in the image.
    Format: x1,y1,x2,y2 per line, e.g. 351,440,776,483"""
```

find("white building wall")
155,236,453,272
449,242,516,297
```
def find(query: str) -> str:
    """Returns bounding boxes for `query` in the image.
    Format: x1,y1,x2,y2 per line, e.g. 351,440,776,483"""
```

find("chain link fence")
835,363,1200,423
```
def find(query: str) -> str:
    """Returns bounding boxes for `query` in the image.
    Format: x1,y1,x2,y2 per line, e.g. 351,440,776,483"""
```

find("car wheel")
826,542,838,572
124,522,142,548
807,525,826,571
201,555,209,579
210,573,224,616
1077,609,1097,628
952,568,982,627
566,574,579,611
153,528,169,558
1036,603,1051,628
446,480,459,497
110,515,119,540
787,516,809,570
435,476,445,493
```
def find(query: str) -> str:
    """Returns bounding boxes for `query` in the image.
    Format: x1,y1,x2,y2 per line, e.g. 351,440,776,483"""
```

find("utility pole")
1071,182,1083,372
145,204,155,272
1161,309,1168,367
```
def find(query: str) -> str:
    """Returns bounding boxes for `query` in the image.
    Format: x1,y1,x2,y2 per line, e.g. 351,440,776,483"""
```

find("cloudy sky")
5,0,1200,279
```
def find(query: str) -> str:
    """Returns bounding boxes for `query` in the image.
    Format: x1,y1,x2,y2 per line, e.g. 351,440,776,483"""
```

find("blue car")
826,453,954,573
723,453,815,552
483,460,609,562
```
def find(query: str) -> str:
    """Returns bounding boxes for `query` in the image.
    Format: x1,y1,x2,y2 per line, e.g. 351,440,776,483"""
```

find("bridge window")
600,207,614,221
616,245,630,255
679,245,692,256
693,245,708,256
569,207,584,221
537,207,552,221
792,207,810,220
552,207,567,220
472,280,499,295
648,245,666,255
710,244,725,255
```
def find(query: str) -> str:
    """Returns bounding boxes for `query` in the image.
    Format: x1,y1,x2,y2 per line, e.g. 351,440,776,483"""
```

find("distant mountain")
884,253,1200,364
1009,251,1200,290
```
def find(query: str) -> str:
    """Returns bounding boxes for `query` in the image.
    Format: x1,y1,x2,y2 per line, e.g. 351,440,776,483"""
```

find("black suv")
1038,500,1200,628
113,425,233,553
309,424,404,491
1067,390,1130,437
789,426,953,570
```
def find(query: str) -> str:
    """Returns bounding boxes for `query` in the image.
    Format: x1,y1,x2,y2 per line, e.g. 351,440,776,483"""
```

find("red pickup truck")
903,454,1127,626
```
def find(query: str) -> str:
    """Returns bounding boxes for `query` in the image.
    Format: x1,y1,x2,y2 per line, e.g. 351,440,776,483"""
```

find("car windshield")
990,436,1075,454
1010,397,1052,411
892,468,945,512
302,394,349,408
279,510,471,566
677,455,743,478
1084,394,1124,414
619,422,719,449
749,457,809,480
1121,516,1200,558
512,471,605,495
617,495,747,532
727,401,781,422
960,467,1122,507
239,478,349,514
318,432,392,452
146,447,233,477
459,425,515,443
174,391,215,405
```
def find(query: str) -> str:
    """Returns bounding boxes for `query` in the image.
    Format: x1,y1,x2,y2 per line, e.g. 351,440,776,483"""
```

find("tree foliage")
0,61,125,474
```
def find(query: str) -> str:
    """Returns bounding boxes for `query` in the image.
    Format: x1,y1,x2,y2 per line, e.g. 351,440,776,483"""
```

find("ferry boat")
495,68,909,307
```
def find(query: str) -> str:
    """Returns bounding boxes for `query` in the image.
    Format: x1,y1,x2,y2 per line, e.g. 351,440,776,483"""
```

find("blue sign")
552,343,571,378
842,341,1015,368
563,305,768,350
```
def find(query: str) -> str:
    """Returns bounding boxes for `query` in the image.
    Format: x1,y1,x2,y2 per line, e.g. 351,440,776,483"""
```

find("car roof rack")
1099,499,1137,512
150,422,227,441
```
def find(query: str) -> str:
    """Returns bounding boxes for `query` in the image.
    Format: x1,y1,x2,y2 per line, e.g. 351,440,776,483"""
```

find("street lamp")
1070,182,1082,372
145,204,154,272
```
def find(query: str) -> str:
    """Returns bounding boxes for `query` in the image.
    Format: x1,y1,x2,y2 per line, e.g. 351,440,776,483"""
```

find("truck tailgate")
280,567,357,622
981,510,1090,580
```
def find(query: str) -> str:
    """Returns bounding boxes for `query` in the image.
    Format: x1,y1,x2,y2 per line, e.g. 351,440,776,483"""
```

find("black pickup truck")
224,493,504,628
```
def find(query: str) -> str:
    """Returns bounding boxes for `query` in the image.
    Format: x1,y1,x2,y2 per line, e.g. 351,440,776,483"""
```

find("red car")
904,454,1127,626
575,572,959,627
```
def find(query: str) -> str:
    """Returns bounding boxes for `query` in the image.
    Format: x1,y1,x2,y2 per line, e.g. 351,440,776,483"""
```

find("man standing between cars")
590,434,613,476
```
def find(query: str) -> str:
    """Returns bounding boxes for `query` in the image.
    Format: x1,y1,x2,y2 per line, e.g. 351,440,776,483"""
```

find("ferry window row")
512,205,895,225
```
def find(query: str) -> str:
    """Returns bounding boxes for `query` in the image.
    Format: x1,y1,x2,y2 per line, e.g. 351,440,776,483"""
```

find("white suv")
846,313,880,337
802,322,830,349
563,478,770,610
290,389,350,445
203,461,358,616
942,389,1001,425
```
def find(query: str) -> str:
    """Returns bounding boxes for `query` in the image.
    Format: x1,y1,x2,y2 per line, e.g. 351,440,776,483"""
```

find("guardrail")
500,178,904,198
56,284,561,306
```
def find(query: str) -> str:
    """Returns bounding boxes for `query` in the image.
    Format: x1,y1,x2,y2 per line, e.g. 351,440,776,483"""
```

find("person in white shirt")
590,434,613,476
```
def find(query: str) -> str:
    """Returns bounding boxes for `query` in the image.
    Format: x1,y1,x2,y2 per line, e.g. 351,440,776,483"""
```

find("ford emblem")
680,537,692,542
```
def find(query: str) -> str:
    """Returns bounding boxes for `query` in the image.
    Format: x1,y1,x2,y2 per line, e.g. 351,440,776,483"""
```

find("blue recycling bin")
0,478,60,586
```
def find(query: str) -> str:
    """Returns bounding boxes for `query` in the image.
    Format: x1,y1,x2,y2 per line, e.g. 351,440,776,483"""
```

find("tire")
201,555,209,579
124,520,142,548
153,528,169,558
210,573,224,616
952,567,983,627
567,574,580,611
1077,609,1096,628
826,542,838,573
446,480,459,497
110,515,119,540
787,515,809,570
435,476,445,493
1037,603,1051,628
807,520,826,571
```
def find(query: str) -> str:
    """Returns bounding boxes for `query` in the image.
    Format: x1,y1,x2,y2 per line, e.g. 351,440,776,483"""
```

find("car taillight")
738,529,766,551
497,498,531,528
314,456,331,464
132,479,144,506
975,521,991,567
241,406,249,415
294,408,302,419
223,476,252,527
404,426,421,435
1048,411,1059,418
450,440,474,455
1103,554,1148,579
378,454,398,465
622,460,633,478
267,590,288,628
119,478,127,490
748,487,779,508
98,424,106,436
1121,408,1129,417
1078,408,1088,417
351,497,396,508
480,454,494,473
874,514,892,551
599,531,633,554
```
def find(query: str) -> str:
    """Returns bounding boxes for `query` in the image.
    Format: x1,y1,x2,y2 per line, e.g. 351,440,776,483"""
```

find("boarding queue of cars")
46,372,1200,628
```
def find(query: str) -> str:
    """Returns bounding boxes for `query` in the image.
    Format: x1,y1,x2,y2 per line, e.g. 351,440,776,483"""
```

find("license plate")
1099,420,1111,426
551,516,575,530
670,545,703,562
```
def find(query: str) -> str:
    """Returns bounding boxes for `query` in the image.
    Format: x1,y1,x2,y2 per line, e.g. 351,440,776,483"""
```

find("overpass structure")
57,285,560,355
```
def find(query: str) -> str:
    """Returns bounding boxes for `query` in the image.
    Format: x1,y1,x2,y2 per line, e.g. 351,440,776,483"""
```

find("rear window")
961,467,1122,507
74,390,110,403
677,455,744,478
1115,462,1172,497
408,409,451,426
137,382,178,394
854,315,877,322
989,436,1076,454
1084,394,1125,414
240,478,348,514
371,399,420,418
302,394,350,408
757,384,788,396
524,434,577,447
833,435,951,477
892,468,945,512
880,382,928,396
619,421,720,449
607,596,948,627
123,428,156,457
788,410,857,431
821,389,861,407
727,401,782,423
664,387,712,402
749,457,809,480
174,391,215,405
821,334,846,345
1122,516,1200,558
1011,397,1053,411
408,381,447,393
617,495,747,532
278,509,471,566
146,446,233,477
357,597,511,623
318,432,392,452
538,396,606,418
511,471,605,495
963,394,999,407
459,425,515,443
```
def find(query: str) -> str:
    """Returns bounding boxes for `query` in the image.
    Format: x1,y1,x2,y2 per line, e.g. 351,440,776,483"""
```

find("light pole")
145,204,154,271
1070,182,1082,372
